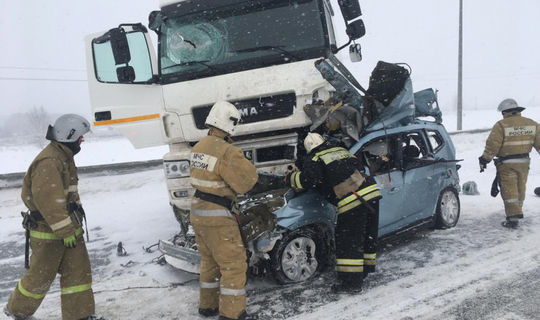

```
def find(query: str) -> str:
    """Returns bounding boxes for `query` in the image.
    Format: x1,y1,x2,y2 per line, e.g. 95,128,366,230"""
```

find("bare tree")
25,106,52,148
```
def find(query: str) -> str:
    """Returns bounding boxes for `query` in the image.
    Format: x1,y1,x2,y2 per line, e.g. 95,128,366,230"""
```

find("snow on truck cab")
85,0,365,219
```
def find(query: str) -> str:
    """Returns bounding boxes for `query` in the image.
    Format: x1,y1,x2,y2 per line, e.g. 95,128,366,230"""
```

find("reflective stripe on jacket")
482,113,540,162
290,141,380,208
21,141,80,239
190,128,258,214
337,183,382,214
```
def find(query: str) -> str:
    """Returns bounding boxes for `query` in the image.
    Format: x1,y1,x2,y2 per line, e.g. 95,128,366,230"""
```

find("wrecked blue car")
159,59,461,284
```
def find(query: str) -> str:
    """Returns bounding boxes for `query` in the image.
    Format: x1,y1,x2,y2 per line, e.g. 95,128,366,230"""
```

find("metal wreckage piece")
159,173,287,274
159,57,445,274
305,57,442,144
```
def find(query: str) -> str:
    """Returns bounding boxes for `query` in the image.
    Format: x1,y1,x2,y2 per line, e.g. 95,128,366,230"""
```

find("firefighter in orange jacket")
289,133,382,294
479,99,540,228
190,101,259,320
4,114,105,320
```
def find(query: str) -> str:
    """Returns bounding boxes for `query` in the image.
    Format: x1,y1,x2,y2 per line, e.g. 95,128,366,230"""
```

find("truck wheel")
270,228,323,284
435,187,460,229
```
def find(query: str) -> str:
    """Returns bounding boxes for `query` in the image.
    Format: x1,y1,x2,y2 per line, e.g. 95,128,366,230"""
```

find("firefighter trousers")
191,213,248,319
335,199,379,285
7,232,94,320
497,162,529,218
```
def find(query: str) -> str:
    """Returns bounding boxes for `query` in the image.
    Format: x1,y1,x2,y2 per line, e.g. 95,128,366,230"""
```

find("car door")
85,24,167,148
355,135,406,236
399,130,439,222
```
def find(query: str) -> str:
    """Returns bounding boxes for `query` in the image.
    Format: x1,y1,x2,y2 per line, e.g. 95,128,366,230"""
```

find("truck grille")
192,92,296,129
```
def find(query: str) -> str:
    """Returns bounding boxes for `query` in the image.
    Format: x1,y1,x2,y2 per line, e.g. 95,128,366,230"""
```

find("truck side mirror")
116,66,136,83
148,10,164,33
349,43,362,62
346,19,366,40
338,0,362,21
109,29,131,65
93,27,131,65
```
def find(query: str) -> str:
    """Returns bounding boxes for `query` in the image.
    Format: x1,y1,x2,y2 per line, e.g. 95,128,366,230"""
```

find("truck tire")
435,187,460,229
270,228,324,284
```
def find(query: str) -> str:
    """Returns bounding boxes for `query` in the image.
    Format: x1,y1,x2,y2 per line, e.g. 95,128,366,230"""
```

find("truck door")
85,24,165,148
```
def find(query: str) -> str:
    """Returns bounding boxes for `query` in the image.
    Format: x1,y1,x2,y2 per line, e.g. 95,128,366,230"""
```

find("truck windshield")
160,0,327,83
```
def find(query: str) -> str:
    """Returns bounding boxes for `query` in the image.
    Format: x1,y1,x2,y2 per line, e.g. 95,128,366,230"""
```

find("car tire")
435,187,460,229
270,227,324,284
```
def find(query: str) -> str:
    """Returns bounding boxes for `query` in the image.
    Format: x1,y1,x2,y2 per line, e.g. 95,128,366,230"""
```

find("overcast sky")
1,0,539,129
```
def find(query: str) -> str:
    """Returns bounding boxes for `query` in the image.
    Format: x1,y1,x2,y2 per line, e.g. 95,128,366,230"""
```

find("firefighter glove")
478,156,489,173
285,171,293,186
63,234,77,248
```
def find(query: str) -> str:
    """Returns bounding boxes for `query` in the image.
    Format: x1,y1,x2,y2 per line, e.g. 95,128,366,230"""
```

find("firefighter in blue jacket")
288,133,382,293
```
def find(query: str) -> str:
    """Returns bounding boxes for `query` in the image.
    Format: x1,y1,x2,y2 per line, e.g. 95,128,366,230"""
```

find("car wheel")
435,187,460,229
270,228,323,284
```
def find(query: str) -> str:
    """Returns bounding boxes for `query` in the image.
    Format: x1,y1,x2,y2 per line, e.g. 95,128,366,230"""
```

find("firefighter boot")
331,282,363,294
3,305,37,320
501,218,519,229
78,315,107,320
199,308,219,317
219,311,258,320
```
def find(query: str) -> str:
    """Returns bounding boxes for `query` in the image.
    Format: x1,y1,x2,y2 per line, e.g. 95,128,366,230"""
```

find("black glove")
67,202,85,217
478,156,489,173
284,171,293,186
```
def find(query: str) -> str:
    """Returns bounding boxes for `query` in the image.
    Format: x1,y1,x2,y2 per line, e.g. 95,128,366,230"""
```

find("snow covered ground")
1,110,539,319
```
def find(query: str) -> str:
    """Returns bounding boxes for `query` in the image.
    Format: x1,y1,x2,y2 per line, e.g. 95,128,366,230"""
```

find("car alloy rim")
440,190,459,224
281,236,318,282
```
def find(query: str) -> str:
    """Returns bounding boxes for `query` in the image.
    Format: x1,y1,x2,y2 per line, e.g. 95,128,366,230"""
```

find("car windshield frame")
158,0,331,84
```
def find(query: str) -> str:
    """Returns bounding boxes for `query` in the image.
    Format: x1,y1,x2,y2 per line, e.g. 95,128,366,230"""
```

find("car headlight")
164,160,190,179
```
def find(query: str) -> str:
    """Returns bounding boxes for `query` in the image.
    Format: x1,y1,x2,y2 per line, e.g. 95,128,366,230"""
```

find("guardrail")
0,128,491,190
0,160,163,190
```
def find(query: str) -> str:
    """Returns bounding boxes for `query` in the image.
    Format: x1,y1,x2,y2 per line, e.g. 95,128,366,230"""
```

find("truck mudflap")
159,239,201,274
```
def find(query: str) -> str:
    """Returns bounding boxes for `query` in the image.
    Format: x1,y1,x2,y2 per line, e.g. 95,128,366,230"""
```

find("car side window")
401,132,430,169
426,130,444,153
356,137,399,175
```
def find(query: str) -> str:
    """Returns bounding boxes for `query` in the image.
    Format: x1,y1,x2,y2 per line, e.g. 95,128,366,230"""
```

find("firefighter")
288,133,382,294
479,99,540,228
190,101,259,320
4,114,105,320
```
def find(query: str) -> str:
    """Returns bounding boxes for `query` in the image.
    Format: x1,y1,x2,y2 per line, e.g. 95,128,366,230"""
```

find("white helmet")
497,98,525,113
304,132,325,153
364,139,388,156
205,101,241,135
46,114,91,142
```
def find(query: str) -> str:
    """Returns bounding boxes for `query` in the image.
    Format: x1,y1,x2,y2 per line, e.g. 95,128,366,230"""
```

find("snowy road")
1,131,539,320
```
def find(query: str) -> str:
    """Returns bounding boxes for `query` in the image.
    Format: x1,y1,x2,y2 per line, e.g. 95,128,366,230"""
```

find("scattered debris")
117,241,128,256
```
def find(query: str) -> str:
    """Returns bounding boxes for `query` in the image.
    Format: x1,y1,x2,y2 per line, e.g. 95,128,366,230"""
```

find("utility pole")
457,0,463,130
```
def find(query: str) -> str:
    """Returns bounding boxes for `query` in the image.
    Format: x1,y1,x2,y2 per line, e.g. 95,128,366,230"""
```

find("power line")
0,66,85,72
0,77,87,82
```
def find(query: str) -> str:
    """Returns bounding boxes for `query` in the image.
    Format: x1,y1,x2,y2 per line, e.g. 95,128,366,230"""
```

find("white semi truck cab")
85,0,366,221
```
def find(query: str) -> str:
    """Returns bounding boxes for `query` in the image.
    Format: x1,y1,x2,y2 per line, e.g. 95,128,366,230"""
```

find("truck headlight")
164,160,190,179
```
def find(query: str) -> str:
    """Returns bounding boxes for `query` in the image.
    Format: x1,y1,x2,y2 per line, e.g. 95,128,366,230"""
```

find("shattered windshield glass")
160,0,327,83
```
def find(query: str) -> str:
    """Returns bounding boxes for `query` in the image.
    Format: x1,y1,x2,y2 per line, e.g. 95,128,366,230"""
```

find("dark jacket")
290,141,381,209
